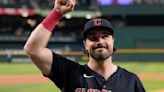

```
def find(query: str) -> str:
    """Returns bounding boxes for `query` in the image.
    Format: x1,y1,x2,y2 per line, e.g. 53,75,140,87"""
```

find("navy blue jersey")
45,51,145,92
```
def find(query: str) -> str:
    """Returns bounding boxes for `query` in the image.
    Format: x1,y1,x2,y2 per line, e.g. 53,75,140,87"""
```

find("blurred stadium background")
0,0,164,92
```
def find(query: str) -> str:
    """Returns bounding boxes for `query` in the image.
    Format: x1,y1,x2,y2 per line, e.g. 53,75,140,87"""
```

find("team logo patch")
93,18,102,26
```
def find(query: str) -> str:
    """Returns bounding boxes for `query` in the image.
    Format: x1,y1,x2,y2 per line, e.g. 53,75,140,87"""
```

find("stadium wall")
0,27,164,62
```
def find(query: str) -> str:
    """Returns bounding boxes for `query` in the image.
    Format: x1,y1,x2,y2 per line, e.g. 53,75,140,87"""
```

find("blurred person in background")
6,50,13,63
24,0,145,92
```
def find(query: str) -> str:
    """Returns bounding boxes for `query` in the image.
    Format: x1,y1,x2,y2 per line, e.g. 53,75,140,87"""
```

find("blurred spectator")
64,45,71,52
33,0,51,9
78,0,88,6
89,0,99,10
15,27,24,36
6,50,13,63
0,0,32,8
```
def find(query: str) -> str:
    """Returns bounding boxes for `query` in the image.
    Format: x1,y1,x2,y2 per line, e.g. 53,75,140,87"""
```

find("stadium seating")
0,0,164,62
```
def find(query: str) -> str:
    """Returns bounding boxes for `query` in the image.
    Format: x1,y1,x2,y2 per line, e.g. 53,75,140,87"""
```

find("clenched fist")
55,0,76,15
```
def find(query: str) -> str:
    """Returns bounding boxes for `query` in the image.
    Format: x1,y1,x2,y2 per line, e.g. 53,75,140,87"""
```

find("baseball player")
24,0,145,92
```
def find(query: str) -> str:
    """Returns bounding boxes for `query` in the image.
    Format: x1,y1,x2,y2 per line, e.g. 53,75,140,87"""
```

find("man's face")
83,28,114,61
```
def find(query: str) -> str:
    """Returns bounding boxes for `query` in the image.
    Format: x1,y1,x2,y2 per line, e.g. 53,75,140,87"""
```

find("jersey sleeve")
118,67,145,92
45,51,80,89
134,75,145,92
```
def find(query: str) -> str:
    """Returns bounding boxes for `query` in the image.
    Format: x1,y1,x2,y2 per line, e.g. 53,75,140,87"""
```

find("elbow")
23,44,36,56
23,45,32,56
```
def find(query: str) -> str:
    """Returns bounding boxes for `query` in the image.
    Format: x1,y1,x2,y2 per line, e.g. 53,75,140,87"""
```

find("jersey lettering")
75,88,112,92
75,88,86,92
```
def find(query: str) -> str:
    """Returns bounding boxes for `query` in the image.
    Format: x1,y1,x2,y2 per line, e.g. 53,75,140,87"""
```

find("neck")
87,57,117,80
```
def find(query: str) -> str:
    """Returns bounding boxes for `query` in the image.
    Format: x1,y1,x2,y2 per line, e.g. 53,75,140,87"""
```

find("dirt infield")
0,74,49,84
1,73,164,92
0,73,164,85
137,73,164,80
151,89,164,92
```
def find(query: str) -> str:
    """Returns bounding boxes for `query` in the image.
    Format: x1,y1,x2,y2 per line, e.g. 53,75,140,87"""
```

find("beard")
88,44,113,61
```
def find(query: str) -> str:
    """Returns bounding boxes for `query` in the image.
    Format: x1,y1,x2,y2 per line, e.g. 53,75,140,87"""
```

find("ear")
84,40,90,50
83,40,89,55
83,40,87,48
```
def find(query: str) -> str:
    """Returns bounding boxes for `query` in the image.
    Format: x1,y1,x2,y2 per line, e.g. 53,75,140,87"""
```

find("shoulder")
52,51,75,63
118,66,140,80
116,66,145,91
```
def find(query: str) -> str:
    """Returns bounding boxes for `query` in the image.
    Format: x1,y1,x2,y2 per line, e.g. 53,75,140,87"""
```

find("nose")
96,38,104,43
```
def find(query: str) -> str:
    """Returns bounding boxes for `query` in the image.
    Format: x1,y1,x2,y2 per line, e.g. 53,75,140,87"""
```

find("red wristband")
41,8,62,32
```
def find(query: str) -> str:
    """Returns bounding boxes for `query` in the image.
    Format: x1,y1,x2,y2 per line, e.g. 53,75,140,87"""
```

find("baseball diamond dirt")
1,73,164,92
1,73,164,85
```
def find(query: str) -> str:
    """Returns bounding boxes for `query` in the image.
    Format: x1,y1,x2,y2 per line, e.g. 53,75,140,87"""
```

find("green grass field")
0,62,164,92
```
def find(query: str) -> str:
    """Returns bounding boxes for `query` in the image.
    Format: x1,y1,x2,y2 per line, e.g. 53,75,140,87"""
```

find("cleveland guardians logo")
93,18,102,26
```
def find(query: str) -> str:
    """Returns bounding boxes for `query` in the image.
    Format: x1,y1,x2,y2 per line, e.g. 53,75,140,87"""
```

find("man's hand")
55,0,76,15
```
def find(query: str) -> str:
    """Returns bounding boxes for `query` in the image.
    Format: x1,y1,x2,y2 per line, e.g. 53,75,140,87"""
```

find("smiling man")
24,0,145,92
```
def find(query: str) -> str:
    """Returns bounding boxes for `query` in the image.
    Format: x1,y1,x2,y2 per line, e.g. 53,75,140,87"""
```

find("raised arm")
24,0,76,75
